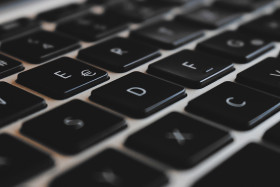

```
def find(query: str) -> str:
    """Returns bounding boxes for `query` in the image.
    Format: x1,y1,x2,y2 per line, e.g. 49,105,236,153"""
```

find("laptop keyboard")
0,0,280,186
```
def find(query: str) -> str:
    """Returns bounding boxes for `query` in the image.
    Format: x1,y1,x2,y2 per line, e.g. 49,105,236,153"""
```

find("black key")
0,134,54,187
37,3,89,23
90,72,186,118
148,50,235,88
108,1,172,23
1,30,80,64
57,13,128,42
126,112,232,169
50,149,168,187
0,54,24,79
186,81,280,130
17,57,109,100
0,18,40,42
21,100,126,154
152,0,191,4
215,0,274,11
176,6,242,29
263,122,280,147
86,0,122,5
131,21,204,49
239,15,280,41
196,31,274,63
0,82,46,128
274,9,280,18
78,37,160,73
236,58,280,96
193,143,280,187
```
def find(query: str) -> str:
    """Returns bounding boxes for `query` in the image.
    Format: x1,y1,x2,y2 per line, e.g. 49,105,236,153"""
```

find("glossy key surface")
90,72,186,118
0,54,24,79
21,100,126,154
131,21,204,49
50,149,168,187
1,30,80,64
186,82,280,130
17,57,109,99
193,143,280,187
57,13,128,42
196,31,274,63
236,58,280,96
0,82,47,128
126,112,232,169
0,134,54,187
78,37,160,72
148,50,234,88
176,6,241,29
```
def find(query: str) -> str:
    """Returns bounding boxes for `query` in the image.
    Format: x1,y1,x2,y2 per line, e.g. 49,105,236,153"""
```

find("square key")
236,58,280,96
196,31,274,63
148,50,235,88
130,21,204,49
90,72,186,118
193,144,280,187
126,112,232,168
17,57,109,100
0,18,40,42
50,149,168,187
108,1,172,23
239,16,280,41
0,134,54,186
0,54,24,79
21,100,126,154
57,13,128,42
0,82,47,128
78,37,160,72
1,30,80,64
186,82,280,130
176,6,241,29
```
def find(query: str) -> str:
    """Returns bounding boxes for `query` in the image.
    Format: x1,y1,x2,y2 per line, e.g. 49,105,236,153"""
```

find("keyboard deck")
0,0,280,186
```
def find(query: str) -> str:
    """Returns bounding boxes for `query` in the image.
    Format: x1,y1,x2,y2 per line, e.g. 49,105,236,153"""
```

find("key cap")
0,18,40,42
86,0,121,5
108,1,172,23
152,0,191,4
236,58,280,96
1,30,80,64
0,82,46,128
17,57,109,100
0,54,24,79
21,100,126,154
90,72,186,118
215,0,274,11
126,112,232,169
186,81,280,130
239,15,280,41
196,31,274,63
57,13,128,42
193,143,280,187
78,37,160,73
50,149,168,187
147,50,235,88
263,122,280,147
176,6,242,29
0,134,54,187
131,21,204,49
37,3,89,23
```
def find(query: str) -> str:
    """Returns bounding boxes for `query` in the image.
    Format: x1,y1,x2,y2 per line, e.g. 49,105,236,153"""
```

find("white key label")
226,97,246,108
54,71,72,79
127,87,147,97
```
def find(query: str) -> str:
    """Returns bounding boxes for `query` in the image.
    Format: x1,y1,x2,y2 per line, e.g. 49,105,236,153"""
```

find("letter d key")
127,87,147,97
